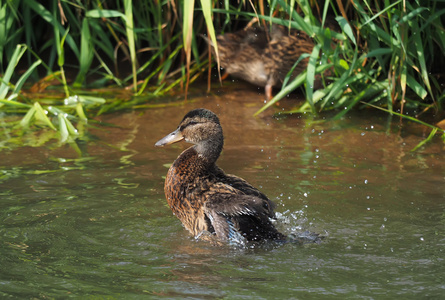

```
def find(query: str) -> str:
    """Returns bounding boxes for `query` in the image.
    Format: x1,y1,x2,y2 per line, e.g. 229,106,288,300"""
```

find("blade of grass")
0,44,26,99
306,43,321,113
200,0,220,77
33,102,57,130
277,0,313,36
23,0,79,58
76,103,87,121
73,18,93,87
410,128,438,152
254,64,332,116
410,18,434,102
333,80,388,120
406,74,427,99
335,16,356,45
19,105,36,128
123,0,137,93
0,99,31,108
85,9,126,19
183,0,195,99
361,101,443,131
13,58,42,95
58,113,69,143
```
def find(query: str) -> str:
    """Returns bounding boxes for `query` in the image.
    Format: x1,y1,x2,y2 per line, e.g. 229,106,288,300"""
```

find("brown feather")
206,24,326,100
156,108,286,243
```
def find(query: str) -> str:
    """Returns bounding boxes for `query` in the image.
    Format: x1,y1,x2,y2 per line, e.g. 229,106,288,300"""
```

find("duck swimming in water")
155,108,285,243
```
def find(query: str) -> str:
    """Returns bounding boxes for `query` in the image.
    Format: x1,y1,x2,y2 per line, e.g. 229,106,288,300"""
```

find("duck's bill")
155,128,184,147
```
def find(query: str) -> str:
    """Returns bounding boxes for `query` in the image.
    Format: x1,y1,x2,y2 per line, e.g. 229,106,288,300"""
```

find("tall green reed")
0,0,444,148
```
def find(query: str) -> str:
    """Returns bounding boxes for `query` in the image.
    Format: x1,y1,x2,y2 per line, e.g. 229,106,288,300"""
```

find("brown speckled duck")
155,108,285,243
208,24,315,100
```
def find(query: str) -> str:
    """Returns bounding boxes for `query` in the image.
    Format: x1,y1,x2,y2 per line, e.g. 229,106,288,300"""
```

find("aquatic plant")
253,0,445,117
0,0,444,148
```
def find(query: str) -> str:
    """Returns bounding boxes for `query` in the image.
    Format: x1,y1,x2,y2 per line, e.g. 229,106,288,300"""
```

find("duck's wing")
223,173,271,199
212,167,276,212
203,183,285,242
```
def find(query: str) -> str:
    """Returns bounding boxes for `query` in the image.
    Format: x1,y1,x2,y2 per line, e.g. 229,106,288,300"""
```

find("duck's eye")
180,121,199,131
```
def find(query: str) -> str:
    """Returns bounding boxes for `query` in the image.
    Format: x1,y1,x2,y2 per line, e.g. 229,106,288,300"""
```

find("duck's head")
155,108,224,161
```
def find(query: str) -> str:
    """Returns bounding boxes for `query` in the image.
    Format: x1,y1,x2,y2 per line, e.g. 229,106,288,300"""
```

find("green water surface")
1,89,444,299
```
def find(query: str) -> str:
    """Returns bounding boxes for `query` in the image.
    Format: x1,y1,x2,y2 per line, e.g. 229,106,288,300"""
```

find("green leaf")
306,43,321,112
336,16,356,45
58,114,69,143
200,0,219,69
14,59,42,94
123,0,137,92
406,74,427,99
23,0,79,58
76,103,87,121
33,102,57,130
254,64,332,116
0,99,31,108
0,44,26,99
183,0,195,54
57,27,70,67
410,19,434,101
74,18,93,87
411,128,438,152
366,48,393,58
85,9,126,19
20,105,36,128
78,95,106,105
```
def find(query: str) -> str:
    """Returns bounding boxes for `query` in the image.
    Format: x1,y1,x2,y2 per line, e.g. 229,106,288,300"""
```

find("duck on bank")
205,24,317,100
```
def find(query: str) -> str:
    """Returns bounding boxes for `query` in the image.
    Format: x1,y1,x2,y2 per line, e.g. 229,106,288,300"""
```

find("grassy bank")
1,0,444,146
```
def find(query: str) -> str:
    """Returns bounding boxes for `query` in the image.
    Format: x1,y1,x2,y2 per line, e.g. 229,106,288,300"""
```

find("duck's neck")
194,134,224,166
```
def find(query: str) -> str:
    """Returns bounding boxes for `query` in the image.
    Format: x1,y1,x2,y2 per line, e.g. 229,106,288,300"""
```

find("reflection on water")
1,87,444,298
